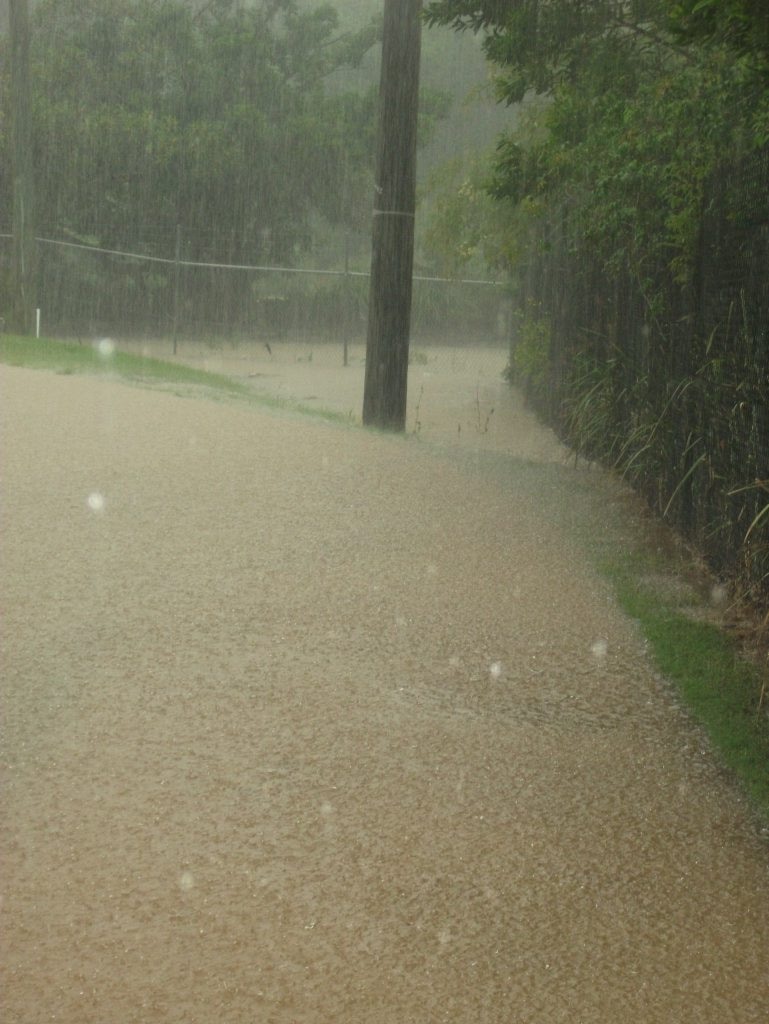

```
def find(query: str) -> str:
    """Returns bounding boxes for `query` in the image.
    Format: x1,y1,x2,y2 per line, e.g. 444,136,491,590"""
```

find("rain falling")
2,2,769,1022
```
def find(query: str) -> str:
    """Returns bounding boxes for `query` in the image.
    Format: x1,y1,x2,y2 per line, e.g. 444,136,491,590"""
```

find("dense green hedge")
511,146,769,600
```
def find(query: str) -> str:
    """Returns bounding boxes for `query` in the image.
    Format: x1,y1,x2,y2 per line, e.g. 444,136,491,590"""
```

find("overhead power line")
0,233,499,287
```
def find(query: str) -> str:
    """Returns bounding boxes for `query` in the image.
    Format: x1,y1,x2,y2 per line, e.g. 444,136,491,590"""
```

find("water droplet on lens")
710,583,727,605
87,492,105,513
96,338,115,358
591,639,608,658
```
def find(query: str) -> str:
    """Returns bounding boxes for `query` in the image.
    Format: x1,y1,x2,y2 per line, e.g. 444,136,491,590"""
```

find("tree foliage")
667,0,769,75
0,0,384,263
423,0,769,284
424,1,669,103
424,1,769,599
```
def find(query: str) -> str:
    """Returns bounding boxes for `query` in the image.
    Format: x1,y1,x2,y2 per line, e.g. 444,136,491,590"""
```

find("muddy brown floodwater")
2,343,769,1024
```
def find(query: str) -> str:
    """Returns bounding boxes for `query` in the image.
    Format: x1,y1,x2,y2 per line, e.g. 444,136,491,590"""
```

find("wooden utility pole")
362,0,422,431
9,0,36,335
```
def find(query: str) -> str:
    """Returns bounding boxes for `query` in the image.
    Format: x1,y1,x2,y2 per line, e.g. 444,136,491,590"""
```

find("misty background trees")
0,0,506,337
5,0,382,264
0,0,508,329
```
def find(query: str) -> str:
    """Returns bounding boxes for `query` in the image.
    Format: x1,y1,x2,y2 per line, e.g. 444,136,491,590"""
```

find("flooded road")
2,353,769,1022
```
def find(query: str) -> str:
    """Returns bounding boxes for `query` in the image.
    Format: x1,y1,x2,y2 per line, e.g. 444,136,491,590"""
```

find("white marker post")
35,308,40,338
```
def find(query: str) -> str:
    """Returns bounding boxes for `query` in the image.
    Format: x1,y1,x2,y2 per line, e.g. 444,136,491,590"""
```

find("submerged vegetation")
0,334,356,423
0,334,242,390
0,333,254,396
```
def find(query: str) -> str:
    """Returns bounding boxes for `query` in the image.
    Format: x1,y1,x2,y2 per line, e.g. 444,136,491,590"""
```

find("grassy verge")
0,334,353,425
605,556,769,824
478,454,769,826
0,333,251,393
556,459,769,824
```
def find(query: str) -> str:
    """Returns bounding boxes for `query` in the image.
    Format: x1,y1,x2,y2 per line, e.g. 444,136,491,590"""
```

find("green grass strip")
0,334,354,425
0,334,251,396
612,569,769,819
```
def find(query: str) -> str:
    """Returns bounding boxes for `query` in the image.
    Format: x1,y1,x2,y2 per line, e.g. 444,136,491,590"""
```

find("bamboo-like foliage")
515,149,769,598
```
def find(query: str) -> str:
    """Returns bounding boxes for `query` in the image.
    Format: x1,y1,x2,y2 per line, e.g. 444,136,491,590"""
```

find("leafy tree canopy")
667,0,769,75
423,1,668,103
422,0,769,287
0,0,448,266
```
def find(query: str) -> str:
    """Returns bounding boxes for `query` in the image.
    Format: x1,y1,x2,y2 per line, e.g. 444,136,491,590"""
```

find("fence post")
172,223,181,354
343,232,351,367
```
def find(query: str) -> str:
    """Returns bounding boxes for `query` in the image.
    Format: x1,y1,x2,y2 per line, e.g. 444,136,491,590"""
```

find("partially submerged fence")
0,233,507,352
512,146,769,600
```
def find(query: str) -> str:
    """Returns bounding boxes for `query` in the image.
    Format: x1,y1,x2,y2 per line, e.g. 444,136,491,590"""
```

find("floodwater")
2,345,768,1023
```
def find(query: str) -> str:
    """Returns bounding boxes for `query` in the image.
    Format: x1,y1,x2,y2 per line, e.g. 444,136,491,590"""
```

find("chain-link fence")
511,145,769,600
